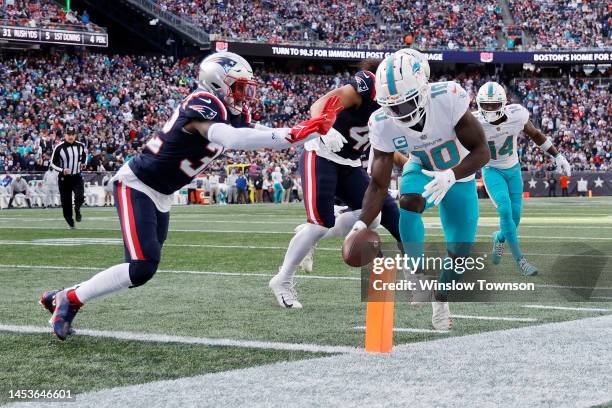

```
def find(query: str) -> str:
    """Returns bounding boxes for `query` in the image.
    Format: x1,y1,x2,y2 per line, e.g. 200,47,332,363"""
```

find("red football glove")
285,96,344,144
317,95,344,135
286,116,328,144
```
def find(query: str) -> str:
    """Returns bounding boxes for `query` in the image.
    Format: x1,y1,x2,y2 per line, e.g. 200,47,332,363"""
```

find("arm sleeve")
253,123,273,131
207,123,320,151
50,144,63,172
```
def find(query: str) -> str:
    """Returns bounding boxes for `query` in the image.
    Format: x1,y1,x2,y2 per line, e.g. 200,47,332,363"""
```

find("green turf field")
0,197,610,405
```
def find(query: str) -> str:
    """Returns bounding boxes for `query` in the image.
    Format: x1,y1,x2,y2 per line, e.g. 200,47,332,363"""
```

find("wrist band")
539,138,553,152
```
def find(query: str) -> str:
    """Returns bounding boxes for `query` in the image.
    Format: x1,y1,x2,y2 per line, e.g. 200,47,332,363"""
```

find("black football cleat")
75,211,82,222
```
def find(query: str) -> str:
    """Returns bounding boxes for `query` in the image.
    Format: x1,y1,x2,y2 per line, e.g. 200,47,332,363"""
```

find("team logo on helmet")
207,57,238,73
355,75,369,93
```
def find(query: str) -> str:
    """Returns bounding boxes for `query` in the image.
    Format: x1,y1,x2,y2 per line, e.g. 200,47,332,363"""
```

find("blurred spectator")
282,172,293,203
42,167,59,207
236,172,248,204
508,0,610,49
253,173,264,203
1,0,104,32
7,174,32,208
513,76,610,172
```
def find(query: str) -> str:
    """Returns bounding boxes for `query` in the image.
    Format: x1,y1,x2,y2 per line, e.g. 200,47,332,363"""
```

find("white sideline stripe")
0,239,341,252
1,224,611,241
523,304,611,312
591,296,612,300
0,264,361,281
21,315,612,408
353,326,449,334
450,314,538,322
0,324,360,354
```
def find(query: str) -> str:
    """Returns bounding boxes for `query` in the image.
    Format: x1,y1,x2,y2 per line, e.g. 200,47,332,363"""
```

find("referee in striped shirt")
50,126,87,228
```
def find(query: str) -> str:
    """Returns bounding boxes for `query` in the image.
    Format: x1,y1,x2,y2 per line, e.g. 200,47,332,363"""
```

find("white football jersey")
369,81,474,181
473,103,529,169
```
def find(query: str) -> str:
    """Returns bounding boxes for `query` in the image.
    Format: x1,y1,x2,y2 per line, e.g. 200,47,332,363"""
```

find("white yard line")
1,224,611,240
522,304,611,312
13,315,612,408
450,314,537,322
0,264,361,281
3,265,612,291
3,240,612,260
0,239,341,252
0,324,359,354
3,216,612,228
353,326,449,334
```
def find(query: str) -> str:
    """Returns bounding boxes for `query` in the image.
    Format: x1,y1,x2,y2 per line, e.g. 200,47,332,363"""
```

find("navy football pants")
114,181,169,286
299,150,401,242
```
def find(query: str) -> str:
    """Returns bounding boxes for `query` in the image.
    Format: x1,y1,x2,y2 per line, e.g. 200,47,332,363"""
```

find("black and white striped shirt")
50,141,87,175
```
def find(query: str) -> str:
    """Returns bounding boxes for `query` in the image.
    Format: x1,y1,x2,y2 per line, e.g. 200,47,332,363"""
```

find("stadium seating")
152,0,610,49
513,77,610,171
508,0,610,49
0,0,104,32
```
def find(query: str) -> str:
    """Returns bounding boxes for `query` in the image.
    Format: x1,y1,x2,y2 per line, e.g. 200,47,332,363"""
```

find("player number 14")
488,135,513,160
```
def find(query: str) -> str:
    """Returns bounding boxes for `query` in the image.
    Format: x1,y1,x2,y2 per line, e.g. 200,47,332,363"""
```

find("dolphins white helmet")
397,48,430,81
197,52,256,115
476,81,507,123
375,51,429,127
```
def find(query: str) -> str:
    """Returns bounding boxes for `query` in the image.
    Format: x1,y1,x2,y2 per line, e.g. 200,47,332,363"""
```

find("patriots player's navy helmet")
197,52,256,115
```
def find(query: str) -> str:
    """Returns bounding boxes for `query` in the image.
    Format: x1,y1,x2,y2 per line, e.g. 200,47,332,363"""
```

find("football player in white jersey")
344,50,490,330
474,81,571,275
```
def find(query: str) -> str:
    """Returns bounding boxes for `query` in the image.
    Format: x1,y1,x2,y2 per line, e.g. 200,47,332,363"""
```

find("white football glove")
554,154,571,176
320,127,347,153
422,169,456,206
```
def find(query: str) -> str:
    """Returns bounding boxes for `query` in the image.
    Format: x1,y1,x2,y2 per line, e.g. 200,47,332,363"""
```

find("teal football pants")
399,162,479,296
482,163,523,260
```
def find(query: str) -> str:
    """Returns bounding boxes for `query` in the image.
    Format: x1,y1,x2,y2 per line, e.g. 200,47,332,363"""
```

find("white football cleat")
431,299,452,331
269,274,302,309
405,272,430,308
300,247,314,274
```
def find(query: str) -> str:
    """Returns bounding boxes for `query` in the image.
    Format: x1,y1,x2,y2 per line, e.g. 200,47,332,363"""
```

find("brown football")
342,229,381,267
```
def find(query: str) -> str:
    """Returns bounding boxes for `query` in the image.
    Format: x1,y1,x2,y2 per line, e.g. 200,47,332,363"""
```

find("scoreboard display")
0,25,108,47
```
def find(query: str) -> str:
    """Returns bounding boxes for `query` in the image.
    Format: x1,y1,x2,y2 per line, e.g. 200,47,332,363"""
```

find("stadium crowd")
365,0,503,50
0,52,609,207
514,77,610,172
0,0,103,32
508,0,610,49
153,0,610,50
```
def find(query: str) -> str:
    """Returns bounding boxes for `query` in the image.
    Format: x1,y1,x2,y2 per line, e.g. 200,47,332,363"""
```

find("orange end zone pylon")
364,263,396,353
